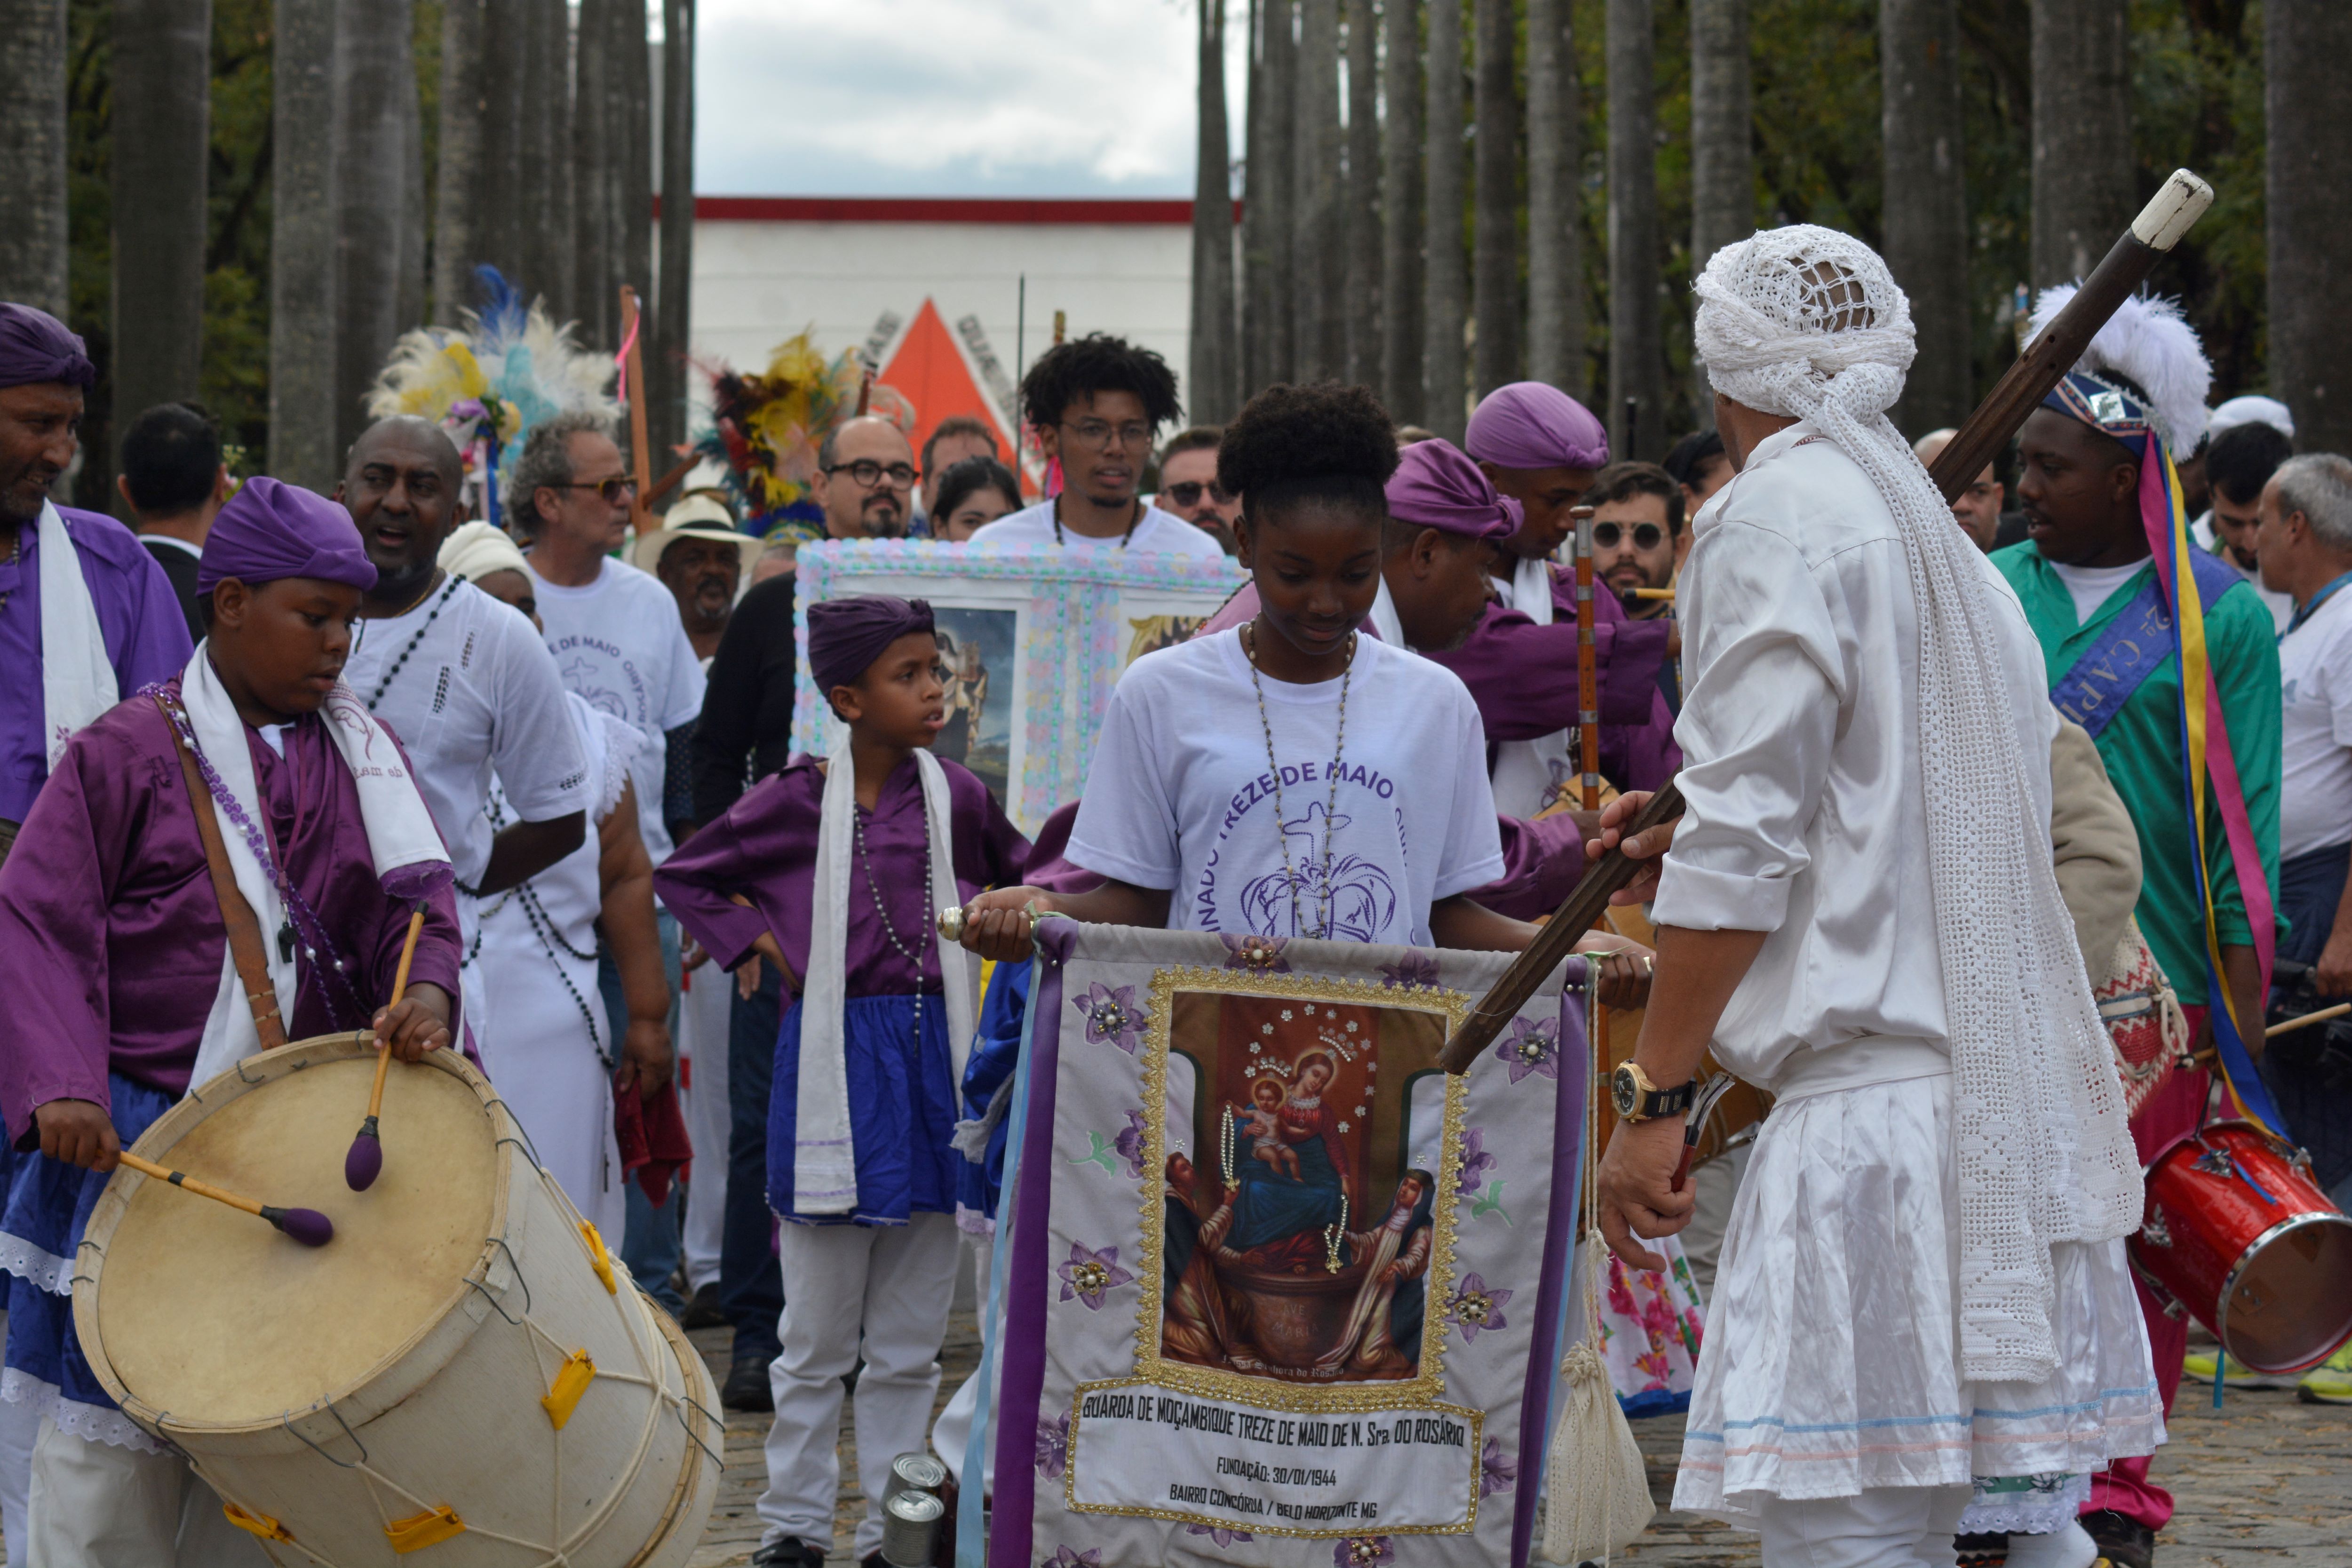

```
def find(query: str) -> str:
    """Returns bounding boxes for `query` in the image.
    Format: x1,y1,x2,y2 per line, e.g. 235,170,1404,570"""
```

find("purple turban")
1384,439,1521,541
197,476,378,595
0,303,95,390
1464,381,1609,471
810,594,936,694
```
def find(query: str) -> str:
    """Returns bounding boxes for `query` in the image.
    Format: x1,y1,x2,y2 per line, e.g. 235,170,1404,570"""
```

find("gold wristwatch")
1610,1061,1698,1123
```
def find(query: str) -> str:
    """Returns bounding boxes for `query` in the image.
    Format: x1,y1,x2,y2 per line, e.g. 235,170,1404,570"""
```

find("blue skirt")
1,1073,175,1449
769,993,960,1226
954,963,1031,1231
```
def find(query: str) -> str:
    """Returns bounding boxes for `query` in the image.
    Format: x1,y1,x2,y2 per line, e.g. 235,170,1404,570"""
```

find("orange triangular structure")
878,298,1019,482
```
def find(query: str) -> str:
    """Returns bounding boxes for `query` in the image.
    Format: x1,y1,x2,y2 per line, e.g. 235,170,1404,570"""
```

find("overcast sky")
694,0,1248,197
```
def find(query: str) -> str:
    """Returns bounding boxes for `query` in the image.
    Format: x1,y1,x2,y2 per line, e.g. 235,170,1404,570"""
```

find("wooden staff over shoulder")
620,286,655,538
1438,169,2217,1075
1573,505,1602,812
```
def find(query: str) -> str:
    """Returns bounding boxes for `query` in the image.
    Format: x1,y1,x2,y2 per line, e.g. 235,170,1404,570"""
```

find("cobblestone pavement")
688,1317,2349,1566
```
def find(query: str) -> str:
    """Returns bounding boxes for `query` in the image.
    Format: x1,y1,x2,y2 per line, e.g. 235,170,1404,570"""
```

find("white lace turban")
1694,223,1918,428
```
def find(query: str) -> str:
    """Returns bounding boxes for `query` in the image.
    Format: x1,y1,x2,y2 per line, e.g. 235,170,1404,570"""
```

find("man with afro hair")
967,334,1224,559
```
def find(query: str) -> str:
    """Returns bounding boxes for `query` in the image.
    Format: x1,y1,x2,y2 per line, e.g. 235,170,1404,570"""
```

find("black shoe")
1954,1533,2008,1568
2082,1508,2156,1568
680,1281,726,1330
860,1552,886,1568
751,1538,826,1568
722,1354,775,1412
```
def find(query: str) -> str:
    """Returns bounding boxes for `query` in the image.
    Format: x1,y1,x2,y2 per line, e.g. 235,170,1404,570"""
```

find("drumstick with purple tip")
345,907,427,1192
117,1152,333,1247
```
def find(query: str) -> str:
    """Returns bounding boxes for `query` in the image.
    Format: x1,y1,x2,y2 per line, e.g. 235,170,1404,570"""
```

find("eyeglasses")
1059,420,1154,452
824,459,918,490
548,476,638,504
1592,520,1666,551
1162,480,1232,508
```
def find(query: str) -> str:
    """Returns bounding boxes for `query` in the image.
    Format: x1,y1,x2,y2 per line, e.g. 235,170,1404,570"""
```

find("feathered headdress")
366,267,620,526
2027,285,2212,455
689,331,916,542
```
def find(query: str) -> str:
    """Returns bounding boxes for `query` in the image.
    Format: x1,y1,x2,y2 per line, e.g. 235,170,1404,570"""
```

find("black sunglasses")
1593,519,1666,551
547,476,638,505
1162,480,1232,508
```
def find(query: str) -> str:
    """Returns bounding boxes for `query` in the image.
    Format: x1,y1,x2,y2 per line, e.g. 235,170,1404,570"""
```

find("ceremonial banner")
789,541,1244,829
980,923,1588,1568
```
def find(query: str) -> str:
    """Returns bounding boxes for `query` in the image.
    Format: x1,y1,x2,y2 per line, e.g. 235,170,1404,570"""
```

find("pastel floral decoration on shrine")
1380,950,1440,989
1186,1525,1256,1547
1073,982,1148,1054
1035,1412,1071,1480
1446,1271,1513,1343
1479,1436,1517,1498
1221,932,1292,972
1334,1536,1394,1568
1057,1242,1135,1311
1456,1127,1498,1196
1495,1015,1560,1082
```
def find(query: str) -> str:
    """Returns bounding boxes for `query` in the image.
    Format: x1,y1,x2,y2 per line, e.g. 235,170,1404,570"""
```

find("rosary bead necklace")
1242,622,1355,940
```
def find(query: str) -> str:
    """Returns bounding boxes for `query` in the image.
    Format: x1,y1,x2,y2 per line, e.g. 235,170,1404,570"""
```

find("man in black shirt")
116,402,226,640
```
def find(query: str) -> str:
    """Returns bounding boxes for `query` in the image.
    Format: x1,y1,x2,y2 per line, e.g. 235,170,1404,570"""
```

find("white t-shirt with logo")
968,499,1226,559
2278,585,2352,860
526,557,706,864
1067,630,1505,946
344,576,589,886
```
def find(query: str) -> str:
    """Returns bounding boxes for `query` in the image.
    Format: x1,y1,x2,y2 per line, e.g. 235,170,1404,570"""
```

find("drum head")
95,1049,498,1426
2225,1213,2352,1374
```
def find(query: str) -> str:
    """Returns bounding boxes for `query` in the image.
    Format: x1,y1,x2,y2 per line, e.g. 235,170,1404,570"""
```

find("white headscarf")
1695,226,2142,1385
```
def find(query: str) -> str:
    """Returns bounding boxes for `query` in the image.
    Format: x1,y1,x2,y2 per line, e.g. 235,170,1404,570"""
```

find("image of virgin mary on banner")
969,923,1590,1568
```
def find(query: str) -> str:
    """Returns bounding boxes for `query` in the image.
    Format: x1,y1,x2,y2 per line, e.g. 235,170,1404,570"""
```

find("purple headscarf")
196,476,378,595
1464,381,1609,471
0,303,95,390
1384,439,1521,541
810,594,936,694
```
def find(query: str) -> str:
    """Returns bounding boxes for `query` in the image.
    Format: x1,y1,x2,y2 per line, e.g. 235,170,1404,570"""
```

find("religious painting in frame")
791,541,1243,830
974,923,1590,1568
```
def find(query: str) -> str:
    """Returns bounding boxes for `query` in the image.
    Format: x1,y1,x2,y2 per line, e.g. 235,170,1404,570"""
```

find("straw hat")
631,490,754,573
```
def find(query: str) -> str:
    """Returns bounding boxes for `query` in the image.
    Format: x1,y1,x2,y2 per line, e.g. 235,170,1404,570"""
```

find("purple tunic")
655,755,1031,995
0,507,195,825
0,681,463,1137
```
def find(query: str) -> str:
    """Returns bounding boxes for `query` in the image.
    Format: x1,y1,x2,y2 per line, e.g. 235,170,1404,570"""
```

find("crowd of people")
0,207,2345,1568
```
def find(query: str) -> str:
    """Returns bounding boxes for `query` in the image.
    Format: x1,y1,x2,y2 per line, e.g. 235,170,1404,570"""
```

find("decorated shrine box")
964,923,1589,1568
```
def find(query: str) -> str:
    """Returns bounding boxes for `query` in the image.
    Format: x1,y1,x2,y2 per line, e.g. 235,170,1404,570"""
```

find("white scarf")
34,502,115,774
795,747,978,1215
181,645,453,1086
1490,556,1579,817
1367,577,1406,647
1695,225,2141,1382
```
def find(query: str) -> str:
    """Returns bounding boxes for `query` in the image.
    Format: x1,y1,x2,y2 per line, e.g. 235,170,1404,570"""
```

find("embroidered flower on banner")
1113,1108,1148,1178
1333,1536,1393,1568
1035,1412,1071,1480
1380,950,1440,990
1074,982,1147,1054
1494,1015,1559,1083
1057,1242,1135,1311
1479,1436,1517,1498
1456,1127,1498,1197
1446,1272,1512,1343
1220,933,1291,972
1185,1524,1256,1548
1045,1548,1102,1568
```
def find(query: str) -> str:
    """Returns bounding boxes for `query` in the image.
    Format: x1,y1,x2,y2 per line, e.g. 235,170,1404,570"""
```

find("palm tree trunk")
1381,0,1424,423
1343,0,1381,388
2030,0,2131,288
2269,0,2352,455
520,0,573,318
1687,0,1748,423
1471,0,1518,398
1605,0,1663,461
1190,0,1239,423
270,0,339,488
333,0,417,456
111,0,212,435
1247,0,1296,388
1526,0,1581,396
1882,0,1969,433
616,0,654,315
477,0,528,288
652,0,696,473
573,0,615,347
0,0,69,318
433,0,486,324
1422,0,1467,439
1293,0,1341,379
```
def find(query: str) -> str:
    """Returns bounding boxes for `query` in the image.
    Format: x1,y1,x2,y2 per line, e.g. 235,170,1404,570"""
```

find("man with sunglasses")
1587,462,1687,618
968,334,1223,559
1153,425,1238,554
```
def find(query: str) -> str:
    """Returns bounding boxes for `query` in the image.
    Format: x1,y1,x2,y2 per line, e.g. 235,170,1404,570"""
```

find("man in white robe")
1590,227,2160,1568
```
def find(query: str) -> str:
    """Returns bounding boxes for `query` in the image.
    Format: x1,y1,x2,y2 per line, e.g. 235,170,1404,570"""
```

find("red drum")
2130,1120,2352,1374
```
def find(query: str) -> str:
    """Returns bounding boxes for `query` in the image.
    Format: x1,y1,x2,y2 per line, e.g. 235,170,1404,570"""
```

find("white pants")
1753,1483,1971,1568
1680,1138,1754,1305
677,964,731,1294
26,1417,268,1567
471,935,627,1242
931,1231,1001,1491
0,1350,35,1567
758,1214,960,1558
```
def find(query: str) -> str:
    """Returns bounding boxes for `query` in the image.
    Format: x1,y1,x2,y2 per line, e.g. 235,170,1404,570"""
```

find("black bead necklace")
358,573,465,711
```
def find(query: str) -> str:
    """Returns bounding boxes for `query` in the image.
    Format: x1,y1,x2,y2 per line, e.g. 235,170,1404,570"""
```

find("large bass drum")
72,1034,723,1566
